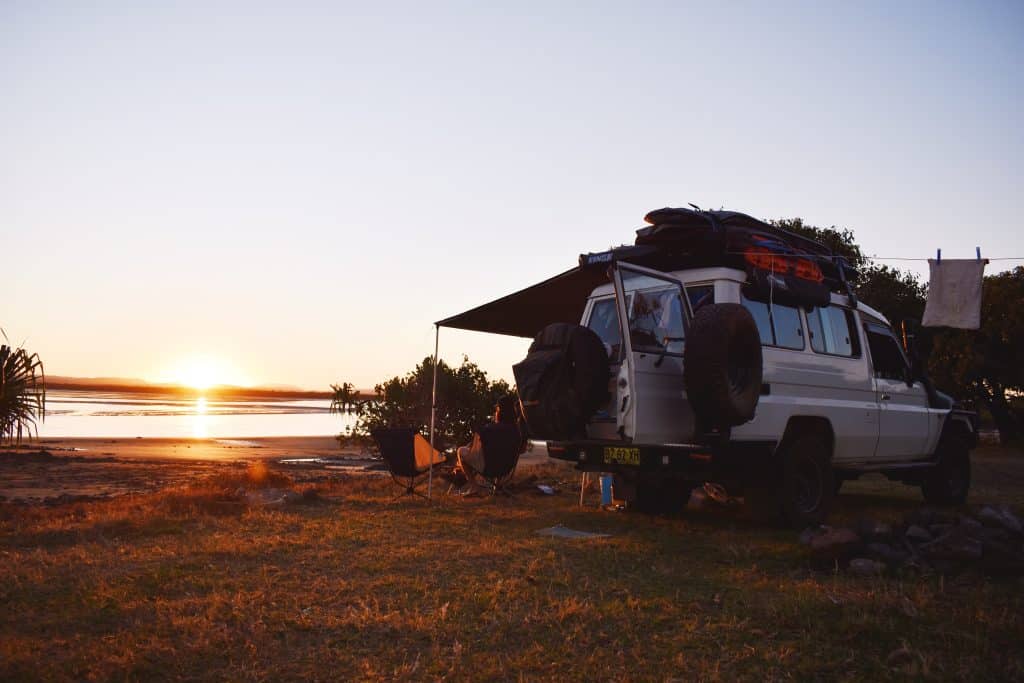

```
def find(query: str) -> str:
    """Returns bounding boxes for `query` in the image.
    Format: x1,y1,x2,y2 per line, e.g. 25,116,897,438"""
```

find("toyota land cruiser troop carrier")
437,207,978,527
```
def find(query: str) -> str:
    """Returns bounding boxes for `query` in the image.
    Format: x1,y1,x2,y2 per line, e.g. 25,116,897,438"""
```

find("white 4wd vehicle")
440,208,978,527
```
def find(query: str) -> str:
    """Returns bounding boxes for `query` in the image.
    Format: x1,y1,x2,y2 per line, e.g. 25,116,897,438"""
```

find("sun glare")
192,397,209,438
165,356,248,392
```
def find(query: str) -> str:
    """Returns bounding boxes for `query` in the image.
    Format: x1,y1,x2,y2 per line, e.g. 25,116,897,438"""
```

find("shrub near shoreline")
333,356,511,451
0,334,45,444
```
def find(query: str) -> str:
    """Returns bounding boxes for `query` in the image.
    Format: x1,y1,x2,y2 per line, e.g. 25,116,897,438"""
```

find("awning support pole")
427,324,439,501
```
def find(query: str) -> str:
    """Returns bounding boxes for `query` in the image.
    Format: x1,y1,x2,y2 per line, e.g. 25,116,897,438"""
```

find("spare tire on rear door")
684,303,763,429
513,323,610,440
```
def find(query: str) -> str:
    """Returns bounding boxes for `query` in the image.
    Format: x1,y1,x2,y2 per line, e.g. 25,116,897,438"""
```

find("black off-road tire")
747,434,835,527
513,323,610,440
780,434,835,527
921,434,971,505
684,303,763,429
778,436,835,528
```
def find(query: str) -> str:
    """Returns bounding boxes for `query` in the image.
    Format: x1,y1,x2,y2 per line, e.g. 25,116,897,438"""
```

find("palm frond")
0,341,46,444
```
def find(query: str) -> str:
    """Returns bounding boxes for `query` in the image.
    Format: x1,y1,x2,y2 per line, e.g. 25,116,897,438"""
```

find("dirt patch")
0,450,240,504
0,437,378,504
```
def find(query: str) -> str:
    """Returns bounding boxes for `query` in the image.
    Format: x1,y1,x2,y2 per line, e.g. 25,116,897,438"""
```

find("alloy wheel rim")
793,456,823,514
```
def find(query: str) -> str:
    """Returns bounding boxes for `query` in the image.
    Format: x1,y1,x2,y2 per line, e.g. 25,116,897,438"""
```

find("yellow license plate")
604,446,640,465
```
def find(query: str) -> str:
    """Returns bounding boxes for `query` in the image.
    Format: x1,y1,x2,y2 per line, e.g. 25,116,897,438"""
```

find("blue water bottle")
600,474,613,506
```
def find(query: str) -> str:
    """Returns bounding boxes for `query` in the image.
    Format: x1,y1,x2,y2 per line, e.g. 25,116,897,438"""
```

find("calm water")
38,390,358,438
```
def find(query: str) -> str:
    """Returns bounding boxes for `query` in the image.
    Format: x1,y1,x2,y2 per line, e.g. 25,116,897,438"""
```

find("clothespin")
936,248,941,264
976,246,981,262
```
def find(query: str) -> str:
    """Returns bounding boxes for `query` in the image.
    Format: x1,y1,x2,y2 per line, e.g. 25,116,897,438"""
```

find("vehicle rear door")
583,295,627,441
611,263,697,444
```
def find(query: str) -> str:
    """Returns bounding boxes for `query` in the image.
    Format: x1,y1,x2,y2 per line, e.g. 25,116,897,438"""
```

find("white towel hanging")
922,259,986,329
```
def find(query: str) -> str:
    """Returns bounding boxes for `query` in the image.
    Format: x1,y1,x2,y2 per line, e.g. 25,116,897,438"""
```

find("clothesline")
868,256,1024,262
722,250,1024,262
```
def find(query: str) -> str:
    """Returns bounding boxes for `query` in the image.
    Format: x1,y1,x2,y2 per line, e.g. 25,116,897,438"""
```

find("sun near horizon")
157,356,252,392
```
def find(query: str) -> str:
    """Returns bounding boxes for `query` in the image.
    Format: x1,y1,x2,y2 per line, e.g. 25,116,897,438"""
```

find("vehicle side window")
865,326,909,380
587,298,623,362
741,292,805,350
806,306,861,357
629,287,685,355
742,296,774,345
771,304,804,349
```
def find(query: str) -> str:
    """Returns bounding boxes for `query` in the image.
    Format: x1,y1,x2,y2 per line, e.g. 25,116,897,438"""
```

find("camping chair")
472,423,525,496
370,428,445,501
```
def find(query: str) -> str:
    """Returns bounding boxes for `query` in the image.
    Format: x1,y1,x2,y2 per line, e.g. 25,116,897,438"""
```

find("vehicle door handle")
881,393,891,401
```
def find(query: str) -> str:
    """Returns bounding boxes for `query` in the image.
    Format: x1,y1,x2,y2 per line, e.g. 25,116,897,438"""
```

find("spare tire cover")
684,303,763,428
513,323,610,440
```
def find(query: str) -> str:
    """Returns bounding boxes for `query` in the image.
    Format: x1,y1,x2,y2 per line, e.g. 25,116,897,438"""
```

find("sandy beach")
0,436,552,504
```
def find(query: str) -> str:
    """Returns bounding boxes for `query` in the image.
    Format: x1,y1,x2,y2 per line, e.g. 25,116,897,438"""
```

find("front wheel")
921,435,970,505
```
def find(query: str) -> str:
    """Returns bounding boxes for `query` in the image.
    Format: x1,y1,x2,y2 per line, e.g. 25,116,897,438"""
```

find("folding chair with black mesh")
473,423,524,496
370,427,444,501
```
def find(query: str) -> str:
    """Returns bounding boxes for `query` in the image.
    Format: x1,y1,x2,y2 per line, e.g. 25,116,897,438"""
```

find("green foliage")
352,356,511,450
927,267,1024,442
855,263,926,324
770,216,926,324
0,333,46,444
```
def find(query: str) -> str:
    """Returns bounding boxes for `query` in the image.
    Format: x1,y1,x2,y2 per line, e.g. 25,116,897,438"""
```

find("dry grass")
1,449,1023,681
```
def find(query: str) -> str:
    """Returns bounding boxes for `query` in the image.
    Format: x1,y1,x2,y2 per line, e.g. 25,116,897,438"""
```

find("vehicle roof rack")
580,207,859,304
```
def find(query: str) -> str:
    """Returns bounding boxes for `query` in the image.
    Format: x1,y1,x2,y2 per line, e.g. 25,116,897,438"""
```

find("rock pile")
801,505,1024,577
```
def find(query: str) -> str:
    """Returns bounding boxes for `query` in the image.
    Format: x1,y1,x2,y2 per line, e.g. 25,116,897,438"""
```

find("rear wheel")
747,433,834,527
921,434,970,505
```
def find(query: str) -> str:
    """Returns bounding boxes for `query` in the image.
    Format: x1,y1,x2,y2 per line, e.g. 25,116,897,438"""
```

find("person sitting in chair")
456,396,524,488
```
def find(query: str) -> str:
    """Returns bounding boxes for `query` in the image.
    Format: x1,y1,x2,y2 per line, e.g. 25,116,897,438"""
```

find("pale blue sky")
3,1,1022,389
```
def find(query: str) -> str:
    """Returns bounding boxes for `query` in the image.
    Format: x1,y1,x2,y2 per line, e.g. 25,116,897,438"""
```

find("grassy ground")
1,446,1023,681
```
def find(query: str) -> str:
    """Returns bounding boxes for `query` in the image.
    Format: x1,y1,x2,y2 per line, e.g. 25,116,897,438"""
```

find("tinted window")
741,295,774,345
629,287,686,354
686,284,714,313
806,306,827,353
587,298,622,361
866,327,908,380
807,306,860,357
771,304,804,349
741,293,804,349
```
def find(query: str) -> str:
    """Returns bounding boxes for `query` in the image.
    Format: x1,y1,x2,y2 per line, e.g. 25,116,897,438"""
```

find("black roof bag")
633,207,849,307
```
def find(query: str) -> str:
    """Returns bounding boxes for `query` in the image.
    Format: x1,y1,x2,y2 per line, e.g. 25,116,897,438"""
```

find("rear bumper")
546,438,777,483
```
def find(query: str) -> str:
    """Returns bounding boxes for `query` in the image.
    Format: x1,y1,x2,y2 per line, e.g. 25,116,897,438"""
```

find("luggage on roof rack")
580,206,859,307
639,207,835,258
